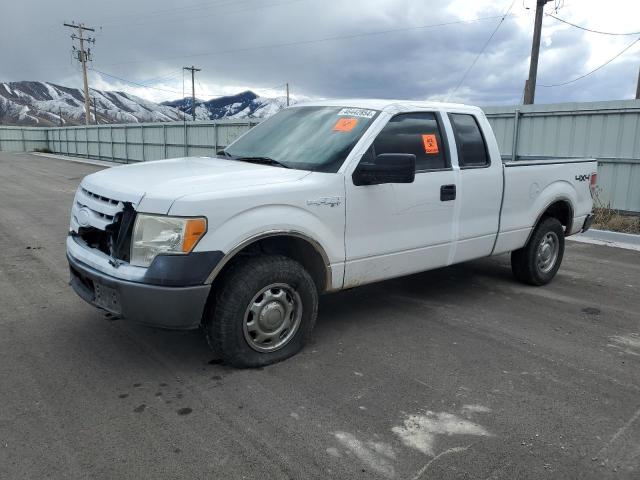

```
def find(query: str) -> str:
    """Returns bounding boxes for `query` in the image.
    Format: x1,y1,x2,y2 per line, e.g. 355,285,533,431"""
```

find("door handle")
440,184,456,201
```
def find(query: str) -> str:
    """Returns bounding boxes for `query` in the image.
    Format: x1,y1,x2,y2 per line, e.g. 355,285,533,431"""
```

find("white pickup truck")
67,100,597,367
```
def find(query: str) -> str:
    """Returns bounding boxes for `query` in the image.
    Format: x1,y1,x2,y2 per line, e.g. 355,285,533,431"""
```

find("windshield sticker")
333,118,359,132
422,134,439,154
338,108,376,119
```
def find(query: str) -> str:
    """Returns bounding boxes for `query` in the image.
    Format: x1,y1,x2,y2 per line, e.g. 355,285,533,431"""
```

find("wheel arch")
527,197,575,244
541,199,574,234
205,230,332,294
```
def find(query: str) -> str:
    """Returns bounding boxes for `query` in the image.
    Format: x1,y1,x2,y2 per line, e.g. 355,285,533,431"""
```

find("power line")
89,68,186,94
137,69,184,86
90,67,227,97
548,14,640,36
101,13,515,67
98,0,250,23
101,0,309,29
90,66,287,101
447,0,517,101
540,36,640,87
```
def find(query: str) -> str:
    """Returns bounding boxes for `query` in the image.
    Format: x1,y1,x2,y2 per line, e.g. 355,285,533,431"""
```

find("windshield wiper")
234,156,290,169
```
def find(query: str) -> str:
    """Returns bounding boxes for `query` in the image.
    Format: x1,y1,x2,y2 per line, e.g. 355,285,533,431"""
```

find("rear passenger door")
448,113,503,263
344,111,458,286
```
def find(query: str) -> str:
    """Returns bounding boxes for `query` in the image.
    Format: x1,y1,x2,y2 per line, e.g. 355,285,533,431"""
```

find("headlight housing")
130,214,207,268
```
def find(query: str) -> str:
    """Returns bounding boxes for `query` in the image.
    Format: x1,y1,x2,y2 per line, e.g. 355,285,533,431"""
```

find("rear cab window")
364,112,450,171
448,113,490,168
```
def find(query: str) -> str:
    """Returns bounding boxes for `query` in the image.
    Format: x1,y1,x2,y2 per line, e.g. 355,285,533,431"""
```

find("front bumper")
68,252,211,330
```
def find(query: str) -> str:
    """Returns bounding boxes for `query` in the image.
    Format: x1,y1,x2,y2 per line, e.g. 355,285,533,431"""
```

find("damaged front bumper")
67,235,221,330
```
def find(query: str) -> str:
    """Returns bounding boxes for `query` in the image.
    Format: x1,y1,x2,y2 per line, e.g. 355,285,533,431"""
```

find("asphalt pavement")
1,152,639,479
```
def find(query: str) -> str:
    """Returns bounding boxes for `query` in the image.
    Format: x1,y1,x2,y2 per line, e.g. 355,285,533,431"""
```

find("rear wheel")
204,255,318,368
511,217,565,286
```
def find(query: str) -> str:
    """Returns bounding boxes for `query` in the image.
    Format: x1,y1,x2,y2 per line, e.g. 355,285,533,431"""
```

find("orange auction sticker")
422,134,439,154
333,118,358,132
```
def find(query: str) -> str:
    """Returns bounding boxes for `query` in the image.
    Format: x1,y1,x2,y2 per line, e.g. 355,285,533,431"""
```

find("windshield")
224,106,379,172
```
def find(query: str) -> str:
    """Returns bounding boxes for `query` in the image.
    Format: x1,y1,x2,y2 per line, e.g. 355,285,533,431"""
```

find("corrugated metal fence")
1,100,639,212
484,100,640,213
0,126,49,152
0,120,259,163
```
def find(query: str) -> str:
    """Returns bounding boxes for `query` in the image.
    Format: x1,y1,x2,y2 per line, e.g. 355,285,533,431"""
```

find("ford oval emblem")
77,207,91,227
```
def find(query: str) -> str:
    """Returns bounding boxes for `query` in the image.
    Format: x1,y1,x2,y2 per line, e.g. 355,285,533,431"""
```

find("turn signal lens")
183,218,207,253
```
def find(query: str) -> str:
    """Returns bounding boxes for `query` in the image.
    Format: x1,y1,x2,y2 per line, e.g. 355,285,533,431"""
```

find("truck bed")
493,157,598,255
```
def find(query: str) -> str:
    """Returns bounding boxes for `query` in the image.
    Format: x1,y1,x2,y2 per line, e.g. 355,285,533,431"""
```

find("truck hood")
80,157,310,213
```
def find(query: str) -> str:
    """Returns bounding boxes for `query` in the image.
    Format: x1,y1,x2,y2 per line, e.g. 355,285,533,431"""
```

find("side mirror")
353,153,416,186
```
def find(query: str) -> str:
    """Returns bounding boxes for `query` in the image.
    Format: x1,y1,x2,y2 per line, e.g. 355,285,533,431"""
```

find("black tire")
204,255,318,368
511,217,565,286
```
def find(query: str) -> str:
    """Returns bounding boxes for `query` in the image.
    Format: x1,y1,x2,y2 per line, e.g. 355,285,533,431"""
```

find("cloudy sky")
1,0,638,105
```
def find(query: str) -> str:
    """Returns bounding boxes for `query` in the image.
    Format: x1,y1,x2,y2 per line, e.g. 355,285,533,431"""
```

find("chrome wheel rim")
537,231,559,274
243,283,302,353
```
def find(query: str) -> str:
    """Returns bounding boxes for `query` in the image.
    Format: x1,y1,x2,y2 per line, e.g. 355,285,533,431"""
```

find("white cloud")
1,0,638,105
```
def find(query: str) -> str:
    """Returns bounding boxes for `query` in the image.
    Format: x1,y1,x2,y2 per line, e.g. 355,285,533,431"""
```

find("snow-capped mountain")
0,81,292,126
0,81,186,126
162,90,293,121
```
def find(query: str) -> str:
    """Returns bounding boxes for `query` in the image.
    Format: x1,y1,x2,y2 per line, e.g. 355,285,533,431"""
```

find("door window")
449,114,489,168
366,112,449,171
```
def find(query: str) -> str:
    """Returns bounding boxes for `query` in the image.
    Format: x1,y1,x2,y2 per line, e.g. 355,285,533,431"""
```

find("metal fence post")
184,122,188,157
21,128,26,152
511,109,521,162
163,124,167,159
214,123,218,153
110,126,114,161
85,126,89,158
141,125,145,162
96,127,101,159
124,125,129,164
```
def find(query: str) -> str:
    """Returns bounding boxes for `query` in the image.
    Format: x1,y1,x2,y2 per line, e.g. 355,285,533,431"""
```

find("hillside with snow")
162,90,293,121
0,82,292,126
0,81,186,126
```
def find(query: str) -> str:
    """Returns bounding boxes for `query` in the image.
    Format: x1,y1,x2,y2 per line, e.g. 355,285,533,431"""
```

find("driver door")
344,111,458,287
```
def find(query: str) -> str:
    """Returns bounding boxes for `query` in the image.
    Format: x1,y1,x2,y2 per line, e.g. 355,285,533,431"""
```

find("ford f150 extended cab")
67,100,597,367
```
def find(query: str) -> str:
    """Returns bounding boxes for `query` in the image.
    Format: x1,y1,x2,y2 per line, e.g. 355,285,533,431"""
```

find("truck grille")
72,187,135,262
72,187,123,230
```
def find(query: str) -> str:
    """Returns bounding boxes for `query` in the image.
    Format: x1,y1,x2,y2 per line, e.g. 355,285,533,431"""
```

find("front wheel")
204,255,318,368
511,217,565,286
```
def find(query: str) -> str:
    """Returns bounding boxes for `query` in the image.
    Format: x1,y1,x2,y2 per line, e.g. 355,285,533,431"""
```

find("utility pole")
183,66,201,121
523,0,552,105
64,22,96,125
286,83,290,107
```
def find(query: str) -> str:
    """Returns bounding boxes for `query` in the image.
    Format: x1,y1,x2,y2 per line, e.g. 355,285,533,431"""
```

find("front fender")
193,203,343,265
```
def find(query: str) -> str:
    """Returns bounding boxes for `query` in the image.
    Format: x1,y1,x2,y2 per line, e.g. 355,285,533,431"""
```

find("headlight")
130,214,207,267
